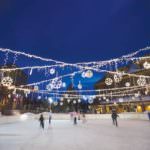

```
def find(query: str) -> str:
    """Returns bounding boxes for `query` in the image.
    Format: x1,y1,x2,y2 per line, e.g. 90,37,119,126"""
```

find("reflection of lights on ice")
20,114,28,121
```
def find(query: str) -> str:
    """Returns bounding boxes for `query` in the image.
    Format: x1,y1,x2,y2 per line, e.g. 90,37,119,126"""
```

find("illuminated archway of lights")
0,46,150,103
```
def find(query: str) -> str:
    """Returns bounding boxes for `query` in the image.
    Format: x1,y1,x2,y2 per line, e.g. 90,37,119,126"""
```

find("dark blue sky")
0,0,150,63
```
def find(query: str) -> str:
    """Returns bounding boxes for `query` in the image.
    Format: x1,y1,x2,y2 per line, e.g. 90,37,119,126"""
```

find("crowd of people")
39,110,88,129
39,109,119,129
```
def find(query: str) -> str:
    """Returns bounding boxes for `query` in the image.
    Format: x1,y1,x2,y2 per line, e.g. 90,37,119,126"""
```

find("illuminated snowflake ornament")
85,70,93,78
1,76,13,87
125,82,131,87
114,74,122,83
143,62,150,69
50,68,55,75
47,79,63,90
105,78,113,86
137,78,146,86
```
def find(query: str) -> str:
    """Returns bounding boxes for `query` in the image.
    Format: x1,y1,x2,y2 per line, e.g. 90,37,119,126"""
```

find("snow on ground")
0,117,150,150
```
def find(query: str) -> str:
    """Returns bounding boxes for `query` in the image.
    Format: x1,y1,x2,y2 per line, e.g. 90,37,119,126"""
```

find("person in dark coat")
111,110,119,127
39,114,45,129
148,111,150,121
49,110,52,125
73,112,77,125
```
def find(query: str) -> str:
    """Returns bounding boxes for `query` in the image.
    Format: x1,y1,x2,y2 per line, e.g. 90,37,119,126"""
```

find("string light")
0,46,149,102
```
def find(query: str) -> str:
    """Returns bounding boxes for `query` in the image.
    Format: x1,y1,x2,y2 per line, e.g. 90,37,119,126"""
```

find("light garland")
0,46,149,103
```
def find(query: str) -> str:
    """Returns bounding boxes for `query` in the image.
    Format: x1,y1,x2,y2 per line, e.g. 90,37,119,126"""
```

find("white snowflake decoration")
137,78,146,86
114,74,122,83
85,70,93,78
52,79,62,89
143,62,150,69
105,78,113,85
47,79,63,90
125,82,130,87
1,76,13,87
50,68,55,75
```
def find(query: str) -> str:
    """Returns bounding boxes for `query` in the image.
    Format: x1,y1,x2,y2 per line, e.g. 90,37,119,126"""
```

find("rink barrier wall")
0,112,149,124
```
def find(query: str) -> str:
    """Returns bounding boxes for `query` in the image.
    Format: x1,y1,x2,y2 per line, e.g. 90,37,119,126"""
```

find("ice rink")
0,118,150,150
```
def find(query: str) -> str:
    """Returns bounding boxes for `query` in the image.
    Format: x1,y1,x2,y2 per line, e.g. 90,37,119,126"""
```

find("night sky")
0,0,150,63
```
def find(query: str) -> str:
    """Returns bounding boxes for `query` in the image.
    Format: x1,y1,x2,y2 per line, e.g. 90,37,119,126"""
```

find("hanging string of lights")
0,46,150,103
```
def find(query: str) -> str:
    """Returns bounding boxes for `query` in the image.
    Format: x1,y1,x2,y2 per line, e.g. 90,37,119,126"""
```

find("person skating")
82,113,86,123
73,111,77,125
111,110,119,127
49,110,52,125
148,111,150,121
39,114,45,129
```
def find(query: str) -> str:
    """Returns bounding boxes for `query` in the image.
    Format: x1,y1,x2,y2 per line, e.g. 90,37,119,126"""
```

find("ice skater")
73,111,77,125
39,114,45,129
148,111,150,121
111,110,119,127
70,112,74,121
49,110,52,125
82,113,86,123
